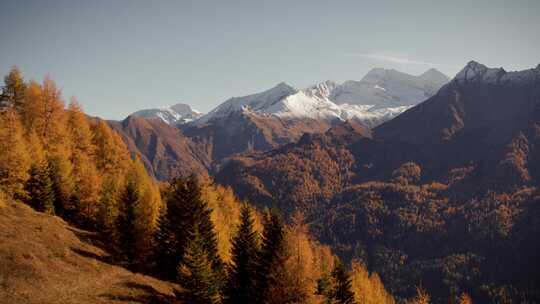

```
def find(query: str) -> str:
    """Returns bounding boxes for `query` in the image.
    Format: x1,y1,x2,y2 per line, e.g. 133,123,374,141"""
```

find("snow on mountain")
454,60,540,85
195,82,297,125
194,68,449,128
330,68,449,109
130,103,202,125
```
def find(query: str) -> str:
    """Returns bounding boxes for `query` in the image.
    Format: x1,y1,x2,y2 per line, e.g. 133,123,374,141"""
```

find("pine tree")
25,163,55,214
255,209,287,303
224,204,260,304
176,228,221,304
116,179,138,266
1,66,26,110
330,259,357,304
155,175,223,281
316,272,334,304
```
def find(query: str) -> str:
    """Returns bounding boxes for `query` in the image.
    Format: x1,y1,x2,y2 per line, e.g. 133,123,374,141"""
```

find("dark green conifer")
224,204,260,304
116,180,138,266
24,163,55,214
255,209,286,303
155,175,223,282
330,259,356,304
176,228,221,304
316,271,333,304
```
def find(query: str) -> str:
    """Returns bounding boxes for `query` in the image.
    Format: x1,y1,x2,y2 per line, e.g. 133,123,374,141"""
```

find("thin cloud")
348,53,457,68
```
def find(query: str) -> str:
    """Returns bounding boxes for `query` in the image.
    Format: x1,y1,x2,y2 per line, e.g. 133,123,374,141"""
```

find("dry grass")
0,191,6,209
0,201,179,304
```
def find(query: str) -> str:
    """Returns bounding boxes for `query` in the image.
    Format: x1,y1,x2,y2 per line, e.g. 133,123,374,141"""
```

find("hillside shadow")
70,247,115,265
67,226,106,248
99,281,177,304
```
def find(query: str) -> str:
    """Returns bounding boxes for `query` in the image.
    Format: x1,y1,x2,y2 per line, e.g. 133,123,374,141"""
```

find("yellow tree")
407,287,431,304
25,130,46,166
71,152,101,225
0,109,30,198
20,77,68,154
92,120,130,177
122,158,162,266
458,293,472,304
67,99,94,157
350,261,395,304
20,80,43,134
40,76,68,154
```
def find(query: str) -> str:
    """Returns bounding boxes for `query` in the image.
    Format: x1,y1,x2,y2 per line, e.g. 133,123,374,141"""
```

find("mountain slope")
0,200,178,304
109,116,210,180
183,110,331,162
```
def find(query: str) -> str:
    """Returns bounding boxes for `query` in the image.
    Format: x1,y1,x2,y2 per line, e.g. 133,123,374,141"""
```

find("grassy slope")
0,201,178,304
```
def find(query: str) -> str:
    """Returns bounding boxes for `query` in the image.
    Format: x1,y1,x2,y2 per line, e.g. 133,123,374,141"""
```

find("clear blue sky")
1,0,539,119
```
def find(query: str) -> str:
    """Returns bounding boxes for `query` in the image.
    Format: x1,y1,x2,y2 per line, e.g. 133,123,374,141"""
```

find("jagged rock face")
109,116,210,180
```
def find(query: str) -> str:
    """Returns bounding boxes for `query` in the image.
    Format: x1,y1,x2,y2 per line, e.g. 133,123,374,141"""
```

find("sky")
1,0,539,119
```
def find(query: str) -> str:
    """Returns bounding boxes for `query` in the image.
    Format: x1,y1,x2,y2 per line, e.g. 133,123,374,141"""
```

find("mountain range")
121,67,449,179
132,67,449,128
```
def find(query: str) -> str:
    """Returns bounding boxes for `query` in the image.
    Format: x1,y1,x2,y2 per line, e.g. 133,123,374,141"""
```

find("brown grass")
0,201,179,304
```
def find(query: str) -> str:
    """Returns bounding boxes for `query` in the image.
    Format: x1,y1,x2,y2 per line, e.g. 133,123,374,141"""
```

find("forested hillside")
0,67,402,304
216,63,540,303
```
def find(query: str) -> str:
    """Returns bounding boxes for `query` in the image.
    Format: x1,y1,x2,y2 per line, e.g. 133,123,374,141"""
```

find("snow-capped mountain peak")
454,61,540,85
193,68,449,128
195,82,297,124
130,102,203,125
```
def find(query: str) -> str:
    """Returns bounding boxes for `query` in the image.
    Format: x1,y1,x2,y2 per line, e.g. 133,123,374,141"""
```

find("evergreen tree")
316,272,334,304
1,66,26,110
116,179,138,266
255,209,287,303
155,175,223,281
24,163,55,214
176,228,221,304
224,204,260,304
330,259,357,304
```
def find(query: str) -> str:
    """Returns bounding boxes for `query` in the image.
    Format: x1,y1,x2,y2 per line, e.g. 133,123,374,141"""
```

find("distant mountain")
179,68,448,161
195,68,449,128
120,68,448,175
130,103,202,125
215,61,540,302
331,68,449,108
109,116,210,180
